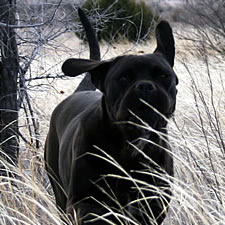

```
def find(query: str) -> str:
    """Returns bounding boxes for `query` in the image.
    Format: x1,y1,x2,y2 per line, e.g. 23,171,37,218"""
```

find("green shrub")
77,0,159,42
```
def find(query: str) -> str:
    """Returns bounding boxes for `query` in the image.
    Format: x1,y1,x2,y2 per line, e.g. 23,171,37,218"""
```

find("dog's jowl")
45,8,178,225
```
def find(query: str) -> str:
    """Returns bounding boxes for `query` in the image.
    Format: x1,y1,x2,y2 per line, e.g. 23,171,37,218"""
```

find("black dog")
45,8,178,225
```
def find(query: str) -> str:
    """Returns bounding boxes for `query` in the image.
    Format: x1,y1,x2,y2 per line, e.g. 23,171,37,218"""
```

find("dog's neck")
89,97,170,169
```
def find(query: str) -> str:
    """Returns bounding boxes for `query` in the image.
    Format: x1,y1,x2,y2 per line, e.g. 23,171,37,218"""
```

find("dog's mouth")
111,86,175,141
114,108,166,143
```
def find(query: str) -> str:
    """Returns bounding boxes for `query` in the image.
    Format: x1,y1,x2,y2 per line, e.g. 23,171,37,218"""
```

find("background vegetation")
77,0,159,42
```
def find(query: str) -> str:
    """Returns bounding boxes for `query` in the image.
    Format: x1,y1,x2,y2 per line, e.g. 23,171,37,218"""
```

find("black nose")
136,82,155,94
135,82,156,102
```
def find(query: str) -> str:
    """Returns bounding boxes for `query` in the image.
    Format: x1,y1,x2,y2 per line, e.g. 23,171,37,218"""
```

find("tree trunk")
0,0,19,174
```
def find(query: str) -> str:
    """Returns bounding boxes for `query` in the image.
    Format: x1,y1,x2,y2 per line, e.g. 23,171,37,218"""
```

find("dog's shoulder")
51,91,102,133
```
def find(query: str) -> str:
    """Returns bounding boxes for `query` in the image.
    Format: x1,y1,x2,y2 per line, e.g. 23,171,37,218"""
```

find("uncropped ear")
62,58,113,91
62,58,103,77
154,20,175,67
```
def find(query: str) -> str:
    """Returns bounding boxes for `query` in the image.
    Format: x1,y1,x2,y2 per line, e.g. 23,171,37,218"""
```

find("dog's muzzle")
132,81,171,114
134,82,158,109
135,82,156,99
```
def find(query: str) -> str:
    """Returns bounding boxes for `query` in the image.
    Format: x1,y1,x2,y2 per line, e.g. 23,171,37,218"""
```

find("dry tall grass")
0,31,224,224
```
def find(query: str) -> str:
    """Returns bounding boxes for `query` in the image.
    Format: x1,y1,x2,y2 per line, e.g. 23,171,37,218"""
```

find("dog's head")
62,21,178,141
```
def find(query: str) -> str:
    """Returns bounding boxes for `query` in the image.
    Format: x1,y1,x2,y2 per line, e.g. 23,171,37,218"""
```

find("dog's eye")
160,74,169,79
120,76,127,82
119,74,130,85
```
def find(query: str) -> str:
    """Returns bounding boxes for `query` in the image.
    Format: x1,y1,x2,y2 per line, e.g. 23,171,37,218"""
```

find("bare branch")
0,0,63,29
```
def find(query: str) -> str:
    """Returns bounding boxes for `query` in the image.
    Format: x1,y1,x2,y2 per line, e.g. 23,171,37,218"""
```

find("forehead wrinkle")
106,54,174,82
129,60,171,77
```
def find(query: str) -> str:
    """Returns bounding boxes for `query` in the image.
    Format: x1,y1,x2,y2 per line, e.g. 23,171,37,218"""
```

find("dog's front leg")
126,178,171,225
65,156,125,225
66,189,117,225
65,155,94,223
65,155,111,224
71,201,113,225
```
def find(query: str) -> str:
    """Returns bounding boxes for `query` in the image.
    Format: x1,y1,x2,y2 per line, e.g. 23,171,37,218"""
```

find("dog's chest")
116,144,141,169
87,139,140,174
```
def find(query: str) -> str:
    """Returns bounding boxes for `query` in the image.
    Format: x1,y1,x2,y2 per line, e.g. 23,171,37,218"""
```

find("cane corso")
45,8,178,225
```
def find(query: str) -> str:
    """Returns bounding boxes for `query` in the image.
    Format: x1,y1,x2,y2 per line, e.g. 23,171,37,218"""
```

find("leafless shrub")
1,0,101,158
177,0,225,56
164,47,225,224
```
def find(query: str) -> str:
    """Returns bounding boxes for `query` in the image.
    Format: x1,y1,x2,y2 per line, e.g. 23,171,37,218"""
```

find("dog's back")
44,8,101,212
